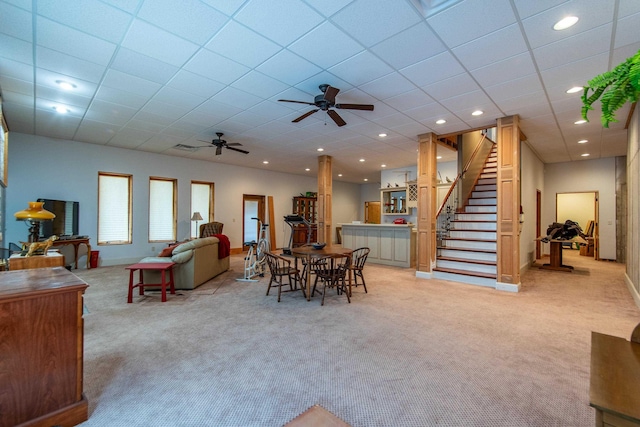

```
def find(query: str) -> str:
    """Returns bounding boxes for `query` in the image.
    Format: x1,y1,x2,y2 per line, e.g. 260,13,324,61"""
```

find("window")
98,172,132,245
149,177,177,242
191,181,214,238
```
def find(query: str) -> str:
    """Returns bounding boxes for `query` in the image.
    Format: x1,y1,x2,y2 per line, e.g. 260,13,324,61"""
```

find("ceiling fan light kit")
278,84,374,127
197,132,249,156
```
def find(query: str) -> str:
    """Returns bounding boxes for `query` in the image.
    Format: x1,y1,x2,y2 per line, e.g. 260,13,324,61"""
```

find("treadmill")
283,214,313,255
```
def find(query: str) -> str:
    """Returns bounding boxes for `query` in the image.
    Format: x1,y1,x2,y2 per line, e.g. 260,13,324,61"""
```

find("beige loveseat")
140,237,230,290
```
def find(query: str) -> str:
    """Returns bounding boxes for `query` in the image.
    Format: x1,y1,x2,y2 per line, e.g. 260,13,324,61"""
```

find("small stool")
126,262,176,303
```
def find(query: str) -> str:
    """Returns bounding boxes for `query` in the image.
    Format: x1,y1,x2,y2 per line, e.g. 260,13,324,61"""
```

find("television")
37,198,79,238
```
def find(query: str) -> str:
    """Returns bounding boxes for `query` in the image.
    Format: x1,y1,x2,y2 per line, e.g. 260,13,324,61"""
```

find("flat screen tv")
37,198,79,238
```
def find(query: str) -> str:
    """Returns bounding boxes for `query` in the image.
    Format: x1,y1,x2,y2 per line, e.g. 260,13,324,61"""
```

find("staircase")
434,146,497,287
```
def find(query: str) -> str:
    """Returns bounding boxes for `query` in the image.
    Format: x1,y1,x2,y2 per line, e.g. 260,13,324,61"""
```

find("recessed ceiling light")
581,153,590,157
566,86,582,94
574,119,587,125
378,133,387,137
436,119,446,124
553,16,579,31
359,158,365,162
305,168,310,171
263,160,269,164
363,178,368,182
53,106,69,114
338,173,342,177
317,148,324,152
578,139,588,144
471,110,483,116
55,80,76,90
381,164,387,168
436,156,442,160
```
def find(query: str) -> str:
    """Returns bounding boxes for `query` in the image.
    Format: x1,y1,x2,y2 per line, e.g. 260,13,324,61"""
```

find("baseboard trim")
624,273,640,309
415,270,433,279
496,281,520,292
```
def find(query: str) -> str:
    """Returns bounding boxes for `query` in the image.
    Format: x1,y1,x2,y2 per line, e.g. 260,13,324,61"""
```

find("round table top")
290,245,353,258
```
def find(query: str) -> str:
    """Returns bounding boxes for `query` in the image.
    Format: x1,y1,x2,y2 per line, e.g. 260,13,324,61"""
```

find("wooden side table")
590,325,640,426
8,252,65,270
126,262,176,303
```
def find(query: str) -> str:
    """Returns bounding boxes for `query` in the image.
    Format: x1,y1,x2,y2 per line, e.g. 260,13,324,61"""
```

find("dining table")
290,245,354,301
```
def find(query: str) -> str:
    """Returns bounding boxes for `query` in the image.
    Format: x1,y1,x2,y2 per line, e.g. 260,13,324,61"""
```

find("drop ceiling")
0,0,638,183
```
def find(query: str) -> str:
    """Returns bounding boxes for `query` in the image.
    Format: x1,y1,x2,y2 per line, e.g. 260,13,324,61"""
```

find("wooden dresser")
589,324,640,427
0,267,89,427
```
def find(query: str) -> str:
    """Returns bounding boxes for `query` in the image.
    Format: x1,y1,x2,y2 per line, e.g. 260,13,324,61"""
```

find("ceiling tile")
36,47,106,84
484,74,544,103
328,51,393,87
288,22,363,69
36,0,131,43
614,12,640,49
0,56,34,83
257,50,322,86
512,0,568,19
0,1,32,41
384,89,434,111
205,21,281,68
74,119,119,144
152,87,206,109
234,0,324,46
540,52,608,88
426,0,516,48
532,24,612,71
100,0,140,14
400,51,465,87
423,74,481,102
0,33,33,64
469,52,537,87
35,16,116,66
212,86,263,110
453,24,528,71
121,19,199,67
231,71,290,100
184,49,250,84
371,23,446,70
166,70,225,98
84,99,138,126
360,73,416,100
332,0,421,47
138,0,227,45
111,48,178,85
95,86,150,109
303,0,355,17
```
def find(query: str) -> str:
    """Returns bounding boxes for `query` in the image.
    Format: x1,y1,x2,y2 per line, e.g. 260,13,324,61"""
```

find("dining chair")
264,252,305,302
312,253,351,306
347,247,370,294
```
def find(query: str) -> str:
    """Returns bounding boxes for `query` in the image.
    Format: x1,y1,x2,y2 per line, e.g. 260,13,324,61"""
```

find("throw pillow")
159,244,178,257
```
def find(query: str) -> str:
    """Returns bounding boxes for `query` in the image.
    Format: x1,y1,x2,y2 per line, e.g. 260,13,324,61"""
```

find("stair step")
477,178,496,185
480,172,497,179
464,205,496,213
468,198,496,206
450,220,496,231
437,256,496,266
449,230,496,240
456,212,497,221
441,238,496,251
438,248,497,261
472,190,496,198
433,267,497,279
474,184,497,191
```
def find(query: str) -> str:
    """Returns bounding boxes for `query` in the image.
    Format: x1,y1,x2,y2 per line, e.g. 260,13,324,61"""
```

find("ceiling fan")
197,132,249,156
278,84,374,127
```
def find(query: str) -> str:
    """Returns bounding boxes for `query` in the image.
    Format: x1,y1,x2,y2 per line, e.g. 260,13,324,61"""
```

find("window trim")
149,176,177,243
97,172,132,245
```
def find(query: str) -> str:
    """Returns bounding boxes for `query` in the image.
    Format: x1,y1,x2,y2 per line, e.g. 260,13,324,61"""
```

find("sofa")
140,236,230,290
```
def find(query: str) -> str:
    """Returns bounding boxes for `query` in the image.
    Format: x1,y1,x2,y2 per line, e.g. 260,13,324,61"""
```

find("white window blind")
149,178,176,242
191,182,213,238
98,174,131,244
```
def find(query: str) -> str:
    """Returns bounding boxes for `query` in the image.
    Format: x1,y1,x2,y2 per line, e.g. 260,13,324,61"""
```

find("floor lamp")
191,212,203,238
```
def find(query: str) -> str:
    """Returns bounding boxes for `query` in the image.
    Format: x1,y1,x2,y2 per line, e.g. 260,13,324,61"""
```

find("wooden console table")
589,324,640,426
8,252,65,270
0,267,89,427
536,238,575,272
51,237,91,269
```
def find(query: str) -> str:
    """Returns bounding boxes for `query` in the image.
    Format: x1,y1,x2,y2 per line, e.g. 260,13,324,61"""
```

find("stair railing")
436,131,495,249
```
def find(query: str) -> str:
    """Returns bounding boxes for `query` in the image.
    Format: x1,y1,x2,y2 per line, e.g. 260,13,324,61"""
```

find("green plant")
581,49,640,127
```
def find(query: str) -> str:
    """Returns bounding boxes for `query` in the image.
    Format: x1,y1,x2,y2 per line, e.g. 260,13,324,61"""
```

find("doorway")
243,194,265,251
364,201,381,224
556,191,598,259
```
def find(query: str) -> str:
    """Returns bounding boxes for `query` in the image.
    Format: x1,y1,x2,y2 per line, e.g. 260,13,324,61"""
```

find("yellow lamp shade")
14,201,56,221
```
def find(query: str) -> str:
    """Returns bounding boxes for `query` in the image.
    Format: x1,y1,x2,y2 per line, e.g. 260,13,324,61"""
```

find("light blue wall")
6,133,360,266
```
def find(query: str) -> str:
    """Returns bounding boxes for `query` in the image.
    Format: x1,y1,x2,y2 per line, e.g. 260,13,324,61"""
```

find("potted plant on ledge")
581,49,640,127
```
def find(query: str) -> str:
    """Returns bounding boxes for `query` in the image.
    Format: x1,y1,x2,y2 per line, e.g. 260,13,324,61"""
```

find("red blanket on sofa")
213,234,230,259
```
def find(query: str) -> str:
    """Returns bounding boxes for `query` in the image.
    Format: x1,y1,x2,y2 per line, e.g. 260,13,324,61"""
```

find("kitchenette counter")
340,223,416,268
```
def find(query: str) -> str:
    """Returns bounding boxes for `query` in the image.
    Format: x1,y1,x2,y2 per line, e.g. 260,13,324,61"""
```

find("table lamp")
191,212,203,237
14,201,56,243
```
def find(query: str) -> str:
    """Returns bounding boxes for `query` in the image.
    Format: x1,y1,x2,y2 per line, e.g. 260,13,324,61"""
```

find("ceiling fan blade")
226,146,249,154
278,99,316,106
215,146,222,156
327,109,346,127
335,103,374,111
292,109,319,123
323,85,340,103
226,142,243,147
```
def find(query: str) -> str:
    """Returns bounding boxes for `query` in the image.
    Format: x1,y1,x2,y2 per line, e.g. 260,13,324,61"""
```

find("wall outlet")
151,246,155,252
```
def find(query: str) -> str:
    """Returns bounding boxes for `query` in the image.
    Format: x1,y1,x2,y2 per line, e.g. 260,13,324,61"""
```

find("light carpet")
75,249,639,426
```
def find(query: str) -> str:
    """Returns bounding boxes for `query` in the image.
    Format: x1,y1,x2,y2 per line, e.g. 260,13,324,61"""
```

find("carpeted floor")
75,249,639,426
